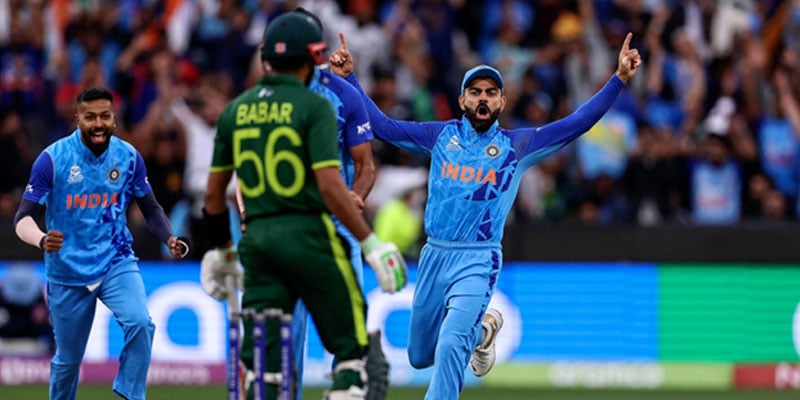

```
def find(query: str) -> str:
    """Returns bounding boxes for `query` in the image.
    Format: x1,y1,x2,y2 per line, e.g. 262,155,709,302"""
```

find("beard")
464,102,500,132
80,127,113,155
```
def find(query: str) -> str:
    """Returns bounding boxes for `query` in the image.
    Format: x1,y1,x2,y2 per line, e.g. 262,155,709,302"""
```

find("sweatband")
15,216,46,249
203,207,232,247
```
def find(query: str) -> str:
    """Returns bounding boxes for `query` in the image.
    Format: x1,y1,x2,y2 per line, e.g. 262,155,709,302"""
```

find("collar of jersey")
258,74,305,87
460,115,499,138
308,67,322,89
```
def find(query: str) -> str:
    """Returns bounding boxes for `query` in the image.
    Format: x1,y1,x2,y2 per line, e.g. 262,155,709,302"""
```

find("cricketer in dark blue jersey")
331,33,642,399
13,87,188,400
290,66,376,397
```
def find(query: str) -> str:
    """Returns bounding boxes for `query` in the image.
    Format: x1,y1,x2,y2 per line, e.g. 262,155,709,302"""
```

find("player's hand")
168,236,191,259
41,230,64,253
615,32,642,83
329,32,354,77
350,191,365,213
361,233,407,293
200,245,242,300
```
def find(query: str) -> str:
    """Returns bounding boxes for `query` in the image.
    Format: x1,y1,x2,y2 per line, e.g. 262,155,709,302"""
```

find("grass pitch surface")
2,385,799,400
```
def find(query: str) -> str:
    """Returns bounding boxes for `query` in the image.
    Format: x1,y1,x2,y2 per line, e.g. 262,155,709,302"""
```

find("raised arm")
516,33,641,165
330,32,443,155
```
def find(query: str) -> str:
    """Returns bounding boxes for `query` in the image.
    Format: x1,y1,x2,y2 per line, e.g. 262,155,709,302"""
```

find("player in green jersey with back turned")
199,12,408,400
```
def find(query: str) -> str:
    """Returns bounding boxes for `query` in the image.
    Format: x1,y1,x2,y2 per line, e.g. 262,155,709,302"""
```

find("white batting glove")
361,233,408,293
200,246,243,300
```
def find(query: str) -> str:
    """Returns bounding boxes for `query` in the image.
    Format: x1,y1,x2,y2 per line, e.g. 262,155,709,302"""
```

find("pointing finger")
339,32,348,51
622,32,632,52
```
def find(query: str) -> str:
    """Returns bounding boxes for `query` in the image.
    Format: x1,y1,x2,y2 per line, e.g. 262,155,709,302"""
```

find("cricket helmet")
261,12,327,64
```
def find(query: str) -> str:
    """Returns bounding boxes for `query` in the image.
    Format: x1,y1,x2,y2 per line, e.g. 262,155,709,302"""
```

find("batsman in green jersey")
200,12,408,400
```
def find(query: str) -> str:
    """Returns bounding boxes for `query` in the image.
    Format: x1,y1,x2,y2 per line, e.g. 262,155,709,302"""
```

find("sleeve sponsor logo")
357,121,371,135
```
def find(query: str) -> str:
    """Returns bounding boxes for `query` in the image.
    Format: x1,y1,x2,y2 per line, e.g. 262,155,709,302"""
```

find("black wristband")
39,235,46,250
202,207,232,247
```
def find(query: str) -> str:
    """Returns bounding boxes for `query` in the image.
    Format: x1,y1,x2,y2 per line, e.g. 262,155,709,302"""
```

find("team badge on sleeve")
108,167,120,182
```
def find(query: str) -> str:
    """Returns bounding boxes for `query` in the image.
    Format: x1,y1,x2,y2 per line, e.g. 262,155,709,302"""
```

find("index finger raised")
622,32,632,52
338,32,349,51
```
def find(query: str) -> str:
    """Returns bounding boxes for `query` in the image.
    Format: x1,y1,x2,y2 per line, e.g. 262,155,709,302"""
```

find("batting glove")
361,233,407,293
200,245,242,300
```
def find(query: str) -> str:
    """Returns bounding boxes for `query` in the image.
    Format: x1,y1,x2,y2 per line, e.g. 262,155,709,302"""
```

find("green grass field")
2,385,800,400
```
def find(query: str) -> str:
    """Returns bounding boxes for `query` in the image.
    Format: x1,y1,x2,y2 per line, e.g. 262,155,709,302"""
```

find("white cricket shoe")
322,385,366,400
469,307,504,377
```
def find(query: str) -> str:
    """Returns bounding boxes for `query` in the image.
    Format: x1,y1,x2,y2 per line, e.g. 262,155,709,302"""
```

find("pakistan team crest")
485,144,501,158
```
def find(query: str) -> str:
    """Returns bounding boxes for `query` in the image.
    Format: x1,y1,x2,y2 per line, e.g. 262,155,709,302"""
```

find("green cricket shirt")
210,74,341,219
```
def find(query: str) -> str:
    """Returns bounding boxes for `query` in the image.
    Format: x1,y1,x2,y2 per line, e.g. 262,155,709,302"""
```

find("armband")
39,235,46,250
202,207,232,247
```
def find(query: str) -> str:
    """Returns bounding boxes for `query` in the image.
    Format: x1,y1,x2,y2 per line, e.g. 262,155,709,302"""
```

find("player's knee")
53,351,84,366
124,314,155,336
407,348,433,369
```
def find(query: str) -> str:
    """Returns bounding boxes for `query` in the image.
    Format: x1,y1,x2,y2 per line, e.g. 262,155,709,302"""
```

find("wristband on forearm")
360,233,381,253
39,235,46,250
15,216,46,249
202,207,232,247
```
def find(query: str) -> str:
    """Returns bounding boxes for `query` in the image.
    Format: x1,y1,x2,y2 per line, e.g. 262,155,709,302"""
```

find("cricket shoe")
469,307,503,377
322,385,366,400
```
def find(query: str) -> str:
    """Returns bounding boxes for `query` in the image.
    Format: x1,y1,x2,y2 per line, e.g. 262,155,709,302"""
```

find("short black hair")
76,87,114,104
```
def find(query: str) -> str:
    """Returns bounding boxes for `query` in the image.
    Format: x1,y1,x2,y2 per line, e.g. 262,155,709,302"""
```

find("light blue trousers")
47,270,155,400
409,238,502,400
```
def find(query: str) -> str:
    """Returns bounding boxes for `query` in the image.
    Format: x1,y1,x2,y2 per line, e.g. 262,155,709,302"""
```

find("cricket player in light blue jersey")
330,33,642,399
297,57,381,398
13,87,189,400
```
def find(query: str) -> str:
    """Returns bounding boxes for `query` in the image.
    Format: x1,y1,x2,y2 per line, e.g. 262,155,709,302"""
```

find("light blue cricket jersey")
347,74,626,243
22,130,151,285
309,68,373,187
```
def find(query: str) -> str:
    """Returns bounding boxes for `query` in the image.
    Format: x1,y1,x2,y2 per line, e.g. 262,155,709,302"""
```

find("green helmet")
261,12,327,63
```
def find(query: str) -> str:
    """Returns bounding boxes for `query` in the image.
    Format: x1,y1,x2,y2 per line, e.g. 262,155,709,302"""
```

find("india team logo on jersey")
67,165,84,184
108,167,120,182
485,144,501,158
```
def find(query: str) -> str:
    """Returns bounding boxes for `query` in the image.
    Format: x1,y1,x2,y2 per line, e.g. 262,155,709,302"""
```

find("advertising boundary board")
2,261,800,390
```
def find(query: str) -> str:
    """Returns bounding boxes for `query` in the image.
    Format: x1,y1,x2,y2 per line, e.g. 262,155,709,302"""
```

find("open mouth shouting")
89,129,110,144
475,103,491,120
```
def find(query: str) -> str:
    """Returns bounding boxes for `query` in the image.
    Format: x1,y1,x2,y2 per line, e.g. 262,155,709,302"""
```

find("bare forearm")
317,167,371,240
352,162,375,200
205,171,233,215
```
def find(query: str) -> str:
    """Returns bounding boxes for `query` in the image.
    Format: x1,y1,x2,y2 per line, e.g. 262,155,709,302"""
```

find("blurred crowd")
2,0,800,259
